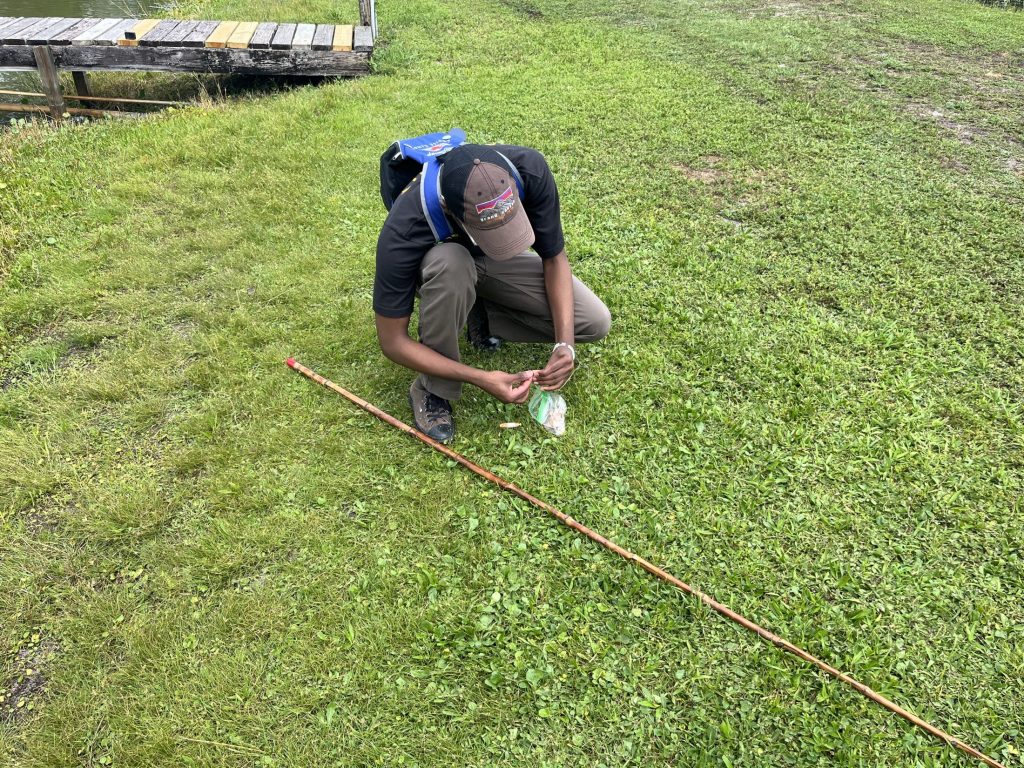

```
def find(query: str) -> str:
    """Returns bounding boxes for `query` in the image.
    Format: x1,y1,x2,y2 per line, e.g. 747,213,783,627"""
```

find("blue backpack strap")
421,159,453,243
422,148,525,243
493,150,525,198
393,128,467,243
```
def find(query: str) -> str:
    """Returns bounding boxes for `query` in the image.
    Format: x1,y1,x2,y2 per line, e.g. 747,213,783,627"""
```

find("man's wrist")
553,341,576,361
466,367,495,391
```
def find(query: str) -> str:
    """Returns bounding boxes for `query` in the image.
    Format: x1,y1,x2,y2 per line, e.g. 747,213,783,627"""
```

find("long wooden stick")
0,88,184,106
0,102,138,118
285,358,1007,768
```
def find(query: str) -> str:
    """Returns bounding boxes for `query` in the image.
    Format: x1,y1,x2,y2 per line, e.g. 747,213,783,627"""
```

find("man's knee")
421,243,476,293
577,300,612,342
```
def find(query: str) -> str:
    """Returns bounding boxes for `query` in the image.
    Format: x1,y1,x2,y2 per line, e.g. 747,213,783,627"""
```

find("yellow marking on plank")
332,24,353,51
226,20,258,49
204,20,238,48
118,18,160,46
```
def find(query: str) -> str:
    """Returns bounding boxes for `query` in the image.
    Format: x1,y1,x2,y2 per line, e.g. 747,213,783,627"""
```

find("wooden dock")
0,10,376,118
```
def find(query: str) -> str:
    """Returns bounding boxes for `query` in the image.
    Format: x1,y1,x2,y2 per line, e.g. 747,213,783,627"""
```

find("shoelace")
423,394,451,421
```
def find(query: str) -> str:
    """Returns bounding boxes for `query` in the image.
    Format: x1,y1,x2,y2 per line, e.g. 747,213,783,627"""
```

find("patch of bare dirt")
0,368,25,391
1,637,58,723
673,155,728,183
939,156,970,173
0,331,109,391
169,318,198,340
502,0,544,18
57,343,98,369
904,103,985,145
741,0,865,20
25,511,58,535
849,41,1024,150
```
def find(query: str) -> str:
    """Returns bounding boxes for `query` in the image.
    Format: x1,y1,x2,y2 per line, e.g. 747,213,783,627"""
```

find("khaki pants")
416,243,611,401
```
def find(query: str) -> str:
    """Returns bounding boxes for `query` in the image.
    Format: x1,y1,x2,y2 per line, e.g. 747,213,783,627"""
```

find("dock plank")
8,17,58,44
71,18,122,45
291,23,316,50
332,24,353,51
248,22,276,49
180,20,218,47
138,19,182,46
0,16,28,28
353,25,373,52
97,19,138,45
311,24,333,51
158,19,198,45
2,18,44,44
205,20,239,48
270,23,296,50
49,17,99,45
226,21,258,49
30,17,82,45
119,18,161,46
20,16,65,44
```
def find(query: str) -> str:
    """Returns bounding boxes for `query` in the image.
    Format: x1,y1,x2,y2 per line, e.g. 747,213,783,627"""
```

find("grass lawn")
1,0,1022,765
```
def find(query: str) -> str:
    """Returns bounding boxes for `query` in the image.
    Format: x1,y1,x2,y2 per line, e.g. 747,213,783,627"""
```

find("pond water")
0,0,165,93
1,0,161,19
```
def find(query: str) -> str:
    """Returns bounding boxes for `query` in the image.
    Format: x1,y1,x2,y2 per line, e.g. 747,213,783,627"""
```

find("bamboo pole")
285,357,1008,768
0,102,139,118
0,89,184,106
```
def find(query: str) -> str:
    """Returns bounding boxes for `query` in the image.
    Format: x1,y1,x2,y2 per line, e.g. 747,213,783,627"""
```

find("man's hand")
479,370,536,403
535,346,574,391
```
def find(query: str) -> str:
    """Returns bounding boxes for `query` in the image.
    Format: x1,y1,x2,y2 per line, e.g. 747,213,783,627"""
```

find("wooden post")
359,0,372,29
32,45,65,121
72,71,91,98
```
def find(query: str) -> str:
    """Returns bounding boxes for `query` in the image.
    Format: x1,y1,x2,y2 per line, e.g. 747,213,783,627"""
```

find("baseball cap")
439,145,535,261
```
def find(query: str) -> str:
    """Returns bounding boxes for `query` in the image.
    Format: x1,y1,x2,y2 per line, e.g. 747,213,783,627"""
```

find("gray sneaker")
409,379,455,443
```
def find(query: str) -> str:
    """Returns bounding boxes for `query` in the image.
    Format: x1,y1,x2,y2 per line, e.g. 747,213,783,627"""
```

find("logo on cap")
475,187,515,221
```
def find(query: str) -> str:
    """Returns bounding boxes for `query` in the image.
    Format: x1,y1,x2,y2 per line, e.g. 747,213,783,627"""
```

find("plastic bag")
528,388,567,436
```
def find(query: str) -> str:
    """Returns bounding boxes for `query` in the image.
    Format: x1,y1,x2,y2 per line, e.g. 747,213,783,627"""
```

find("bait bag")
528,388,567,436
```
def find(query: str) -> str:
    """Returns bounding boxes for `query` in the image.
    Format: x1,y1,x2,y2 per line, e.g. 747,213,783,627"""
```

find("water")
0,0,165,94
0,0,160,19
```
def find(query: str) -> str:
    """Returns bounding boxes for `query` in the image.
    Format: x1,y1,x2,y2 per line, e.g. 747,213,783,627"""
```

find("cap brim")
467,205,535,261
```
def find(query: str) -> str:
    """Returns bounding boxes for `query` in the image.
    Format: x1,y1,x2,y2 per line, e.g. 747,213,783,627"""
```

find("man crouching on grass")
373,143,611,443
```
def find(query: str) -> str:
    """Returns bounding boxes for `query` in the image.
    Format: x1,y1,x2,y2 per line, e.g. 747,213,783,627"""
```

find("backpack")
379,128,525,244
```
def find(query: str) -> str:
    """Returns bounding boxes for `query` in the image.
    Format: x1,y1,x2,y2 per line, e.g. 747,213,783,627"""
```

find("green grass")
1,0,1022,765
